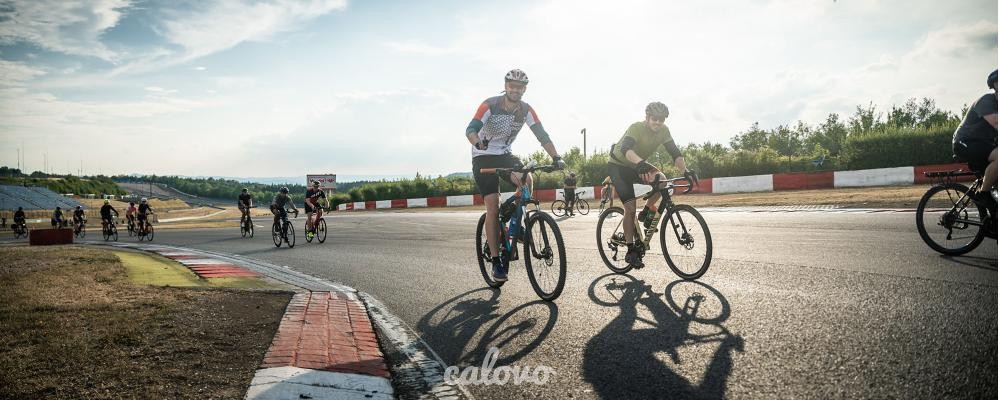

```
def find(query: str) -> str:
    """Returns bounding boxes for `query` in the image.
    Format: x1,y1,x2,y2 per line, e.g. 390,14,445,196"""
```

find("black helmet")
312,180,320,187
989,69,998,90
242,187,248,192
279,187,289,193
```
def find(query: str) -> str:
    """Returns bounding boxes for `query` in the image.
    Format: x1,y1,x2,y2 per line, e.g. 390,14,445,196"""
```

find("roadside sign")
306,174,337,191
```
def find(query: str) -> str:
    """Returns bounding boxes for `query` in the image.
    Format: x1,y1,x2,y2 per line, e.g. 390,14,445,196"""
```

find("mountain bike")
74,219,86,238
241,209,254,238
551,191,590,217
137,214,155,242
102,217,119,242
304,208,327,243
596,172,712,279
475,161,567,301
272,208,298,248
916,168,996,255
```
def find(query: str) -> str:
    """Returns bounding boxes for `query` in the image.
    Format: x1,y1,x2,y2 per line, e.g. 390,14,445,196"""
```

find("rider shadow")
939,254,997,271
584,274,743,400
416,288,560,367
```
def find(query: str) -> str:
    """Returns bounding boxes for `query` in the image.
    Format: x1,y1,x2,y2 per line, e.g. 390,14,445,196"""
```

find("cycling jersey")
954,93,998,143
126,206,137,216
609,122,682,168
14,211,25,221
100,204,117,218
272,193,293,209
138,204,152,215
238,193,252,207
304,188,326,211
466,96,551,157
73,210,85,220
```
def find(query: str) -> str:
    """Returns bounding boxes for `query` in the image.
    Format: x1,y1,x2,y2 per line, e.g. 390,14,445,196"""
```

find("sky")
0,0,997,181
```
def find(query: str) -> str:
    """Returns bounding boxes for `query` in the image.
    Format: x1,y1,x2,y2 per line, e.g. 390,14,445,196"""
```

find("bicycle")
598,184,614,213
475,160,568,301
13,221,27,239
240,208,254,238
126,217,136,237
550,191,590,217
916,168,996,255
272,208,298,248
137,214,155,242
102,217,119,242
304,208,327,244
596,172,712,279
74,219,86,238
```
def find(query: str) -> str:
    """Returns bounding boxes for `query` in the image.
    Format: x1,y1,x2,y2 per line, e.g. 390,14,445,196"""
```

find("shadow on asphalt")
416,288,559,367
583,273,743,400
939,253,998,271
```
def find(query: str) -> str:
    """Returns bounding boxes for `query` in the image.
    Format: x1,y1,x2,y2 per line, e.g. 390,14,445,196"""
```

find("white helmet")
140,197,148,203
504,69,529,84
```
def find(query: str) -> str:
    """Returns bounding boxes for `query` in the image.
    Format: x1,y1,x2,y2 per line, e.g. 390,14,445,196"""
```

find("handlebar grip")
479,168,499,174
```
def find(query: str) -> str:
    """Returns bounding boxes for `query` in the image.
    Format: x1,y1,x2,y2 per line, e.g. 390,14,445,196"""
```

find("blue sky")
1,0,997,180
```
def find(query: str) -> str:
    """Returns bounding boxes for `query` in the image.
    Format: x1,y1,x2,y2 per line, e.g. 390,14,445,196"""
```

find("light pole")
580,128,587,160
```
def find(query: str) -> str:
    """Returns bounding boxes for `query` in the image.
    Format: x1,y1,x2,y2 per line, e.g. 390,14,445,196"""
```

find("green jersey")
609,122,680,166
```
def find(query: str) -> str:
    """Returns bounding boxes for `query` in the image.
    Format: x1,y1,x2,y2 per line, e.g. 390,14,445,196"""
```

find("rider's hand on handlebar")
684,169,699,185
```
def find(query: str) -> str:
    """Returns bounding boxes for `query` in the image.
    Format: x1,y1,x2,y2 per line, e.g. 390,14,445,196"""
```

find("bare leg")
484,193,500,258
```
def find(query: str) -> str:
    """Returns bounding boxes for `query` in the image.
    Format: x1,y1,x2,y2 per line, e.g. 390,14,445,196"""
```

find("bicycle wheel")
146,225,154,241
550,200,566,217
285,222,296,248
304,220,314,243
916,183,987,255
248,218,254,238
576,199,590,215
272,223,282,247
524,212,567,301
659,204,712,280
111,225,118,242
127,222,135,237
475,213,505,288
596,206,633,274
317,219,327,243
241,219,248,238
103,225,110,241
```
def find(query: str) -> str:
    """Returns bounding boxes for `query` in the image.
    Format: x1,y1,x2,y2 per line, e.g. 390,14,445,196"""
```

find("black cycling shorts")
472,154,523,196
954,139,996,172
607,162,643,202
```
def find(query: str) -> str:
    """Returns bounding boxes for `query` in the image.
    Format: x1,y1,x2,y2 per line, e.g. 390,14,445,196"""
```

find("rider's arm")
466,102,489,146
985,114,998,129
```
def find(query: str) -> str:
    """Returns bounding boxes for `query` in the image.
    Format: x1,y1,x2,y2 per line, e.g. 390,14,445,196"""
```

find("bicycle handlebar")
645,170,699,197
479,163,562,175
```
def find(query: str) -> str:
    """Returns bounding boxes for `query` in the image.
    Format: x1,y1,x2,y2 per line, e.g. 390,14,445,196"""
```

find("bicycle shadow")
938,254,998,271
416,288,559,367
583,274,743,400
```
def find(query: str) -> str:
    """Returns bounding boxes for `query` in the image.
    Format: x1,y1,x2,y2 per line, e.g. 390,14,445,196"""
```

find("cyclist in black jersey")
304,181,328,239
953,69,998,229
270,187,298,227
137,198,154,232
238,188,253,225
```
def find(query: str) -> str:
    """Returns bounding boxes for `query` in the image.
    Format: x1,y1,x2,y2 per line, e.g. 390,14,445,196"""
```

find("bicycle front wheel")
576,199,590,215
475,213,505,288
272,223,282,247
285,222,296,248
317,219,327,243
248,219,254,238
146,225,154,241
596,207,633,274
524,212,566,301
659,205,712,280
916,183,987,255
103,226,110,241
304,220,314,243
550,200,566,217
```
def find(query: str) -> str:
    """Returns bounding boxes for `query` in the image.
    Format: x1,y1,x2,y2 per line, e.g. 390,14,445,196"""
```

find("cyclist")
137,198,154,234
99,199,119,232
71,205,86,233
953,69,998,231
466,68,565,282
13,207,25,230
600,176,615,207
607,101,688,268
304,181,328,239
50,206,64,228
238,188,253,226
125,202,137,231
270,187,298,234
563,172,578,216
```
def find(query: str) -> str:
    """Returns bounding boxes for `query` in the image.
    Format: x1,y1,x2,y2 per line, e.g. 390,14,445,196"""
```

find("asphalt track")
19,209,999,399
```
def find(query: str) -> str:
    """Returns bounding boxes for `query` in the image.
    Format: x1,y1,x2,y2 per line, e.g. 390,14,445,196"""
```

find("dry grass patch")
0,246,291,399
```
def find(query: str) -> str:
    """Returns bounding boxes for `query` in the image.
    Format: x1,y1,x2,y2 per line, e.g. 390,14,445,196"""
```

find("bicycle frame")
925,170,989,228
486,162,560,261
628,176,695,250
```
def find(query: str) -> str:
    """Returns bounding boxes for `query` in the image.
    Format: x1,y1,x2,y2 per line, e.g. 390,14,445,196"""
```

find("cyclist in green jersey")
607,101,688,267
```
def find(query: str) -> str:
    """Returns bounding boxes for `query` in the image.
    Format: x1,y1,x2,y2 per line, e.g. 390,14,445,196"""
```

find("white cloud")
0,0,131,61
385,40,453,56
0,60,46,86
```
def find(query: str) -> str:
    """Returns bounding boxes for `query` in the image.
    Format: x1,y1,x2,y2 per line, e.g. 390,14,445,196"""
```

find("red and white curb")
336,163,971,212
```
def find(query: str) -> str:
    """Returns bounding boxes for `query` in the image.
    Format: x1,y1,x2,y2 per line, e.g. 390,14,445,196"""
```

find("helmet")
56,206,61,210
129,202,135,206
504,69,529,84
570,172,576,177
104,199,110,204
312,181,320,187
645,102,669,119
242,187,248,193
280,187,289,194
76,205,82,209
140,198,147,203
989,69,998,90
17,207,22,211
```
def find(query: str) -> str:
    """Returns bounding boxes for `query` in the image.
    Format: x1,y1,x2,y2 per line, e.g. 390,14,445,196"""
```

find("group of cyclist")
466,67,997,282
37,198,154,237
237,181,329,240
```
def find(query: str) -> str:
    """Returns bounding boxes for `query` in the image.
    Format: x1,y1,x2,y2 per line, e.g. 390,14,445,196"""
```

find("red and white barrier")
335,163,971,211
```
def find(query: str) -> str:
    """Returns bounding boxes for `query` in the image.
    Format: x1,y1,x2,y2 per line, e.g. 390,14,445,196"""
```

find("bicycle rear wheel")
596,207,633,274
916,183,987,255
659,204,712,280
576,199,590,215
317,219,327,243
524,212,566,301
550,200,566,217
285,222,295,248
272,223,282,247
475,213,505,288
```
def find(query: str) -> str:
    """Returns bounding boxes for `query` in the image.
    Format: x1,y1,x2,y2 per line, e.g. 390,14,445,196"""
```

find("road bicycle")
598,184,614,213
916,168,996,255
240,209,254,238
475,160,567,301
102,217,119,242
137,214,155,242
12,221,27,239
304,208,327,243
126,217,136,237
74,219,86,238
550,191,590,217
596,172,712,279
272,208,298,248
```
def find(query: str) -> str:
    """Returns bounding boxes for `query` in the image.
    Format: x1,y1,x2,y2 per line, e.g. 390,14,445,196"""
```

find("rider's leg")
484,193,501,258
622,198,638,243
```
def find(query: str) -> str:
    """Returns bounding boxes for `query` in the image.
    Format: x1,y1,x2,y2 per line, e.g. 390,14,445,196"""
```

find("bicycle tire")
272,223,282,247
103,225,110,241
110,225,118,242
146,225,154,241
596,206,633,274
577,199,590,215
916,182,987,255
550,200,566,217
304,220,314,243
523,212,566,301
659,204,712,280
317,219,327,243
248,219,254,238
241,218,248,238
475,213,505,288
285,221,295,248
